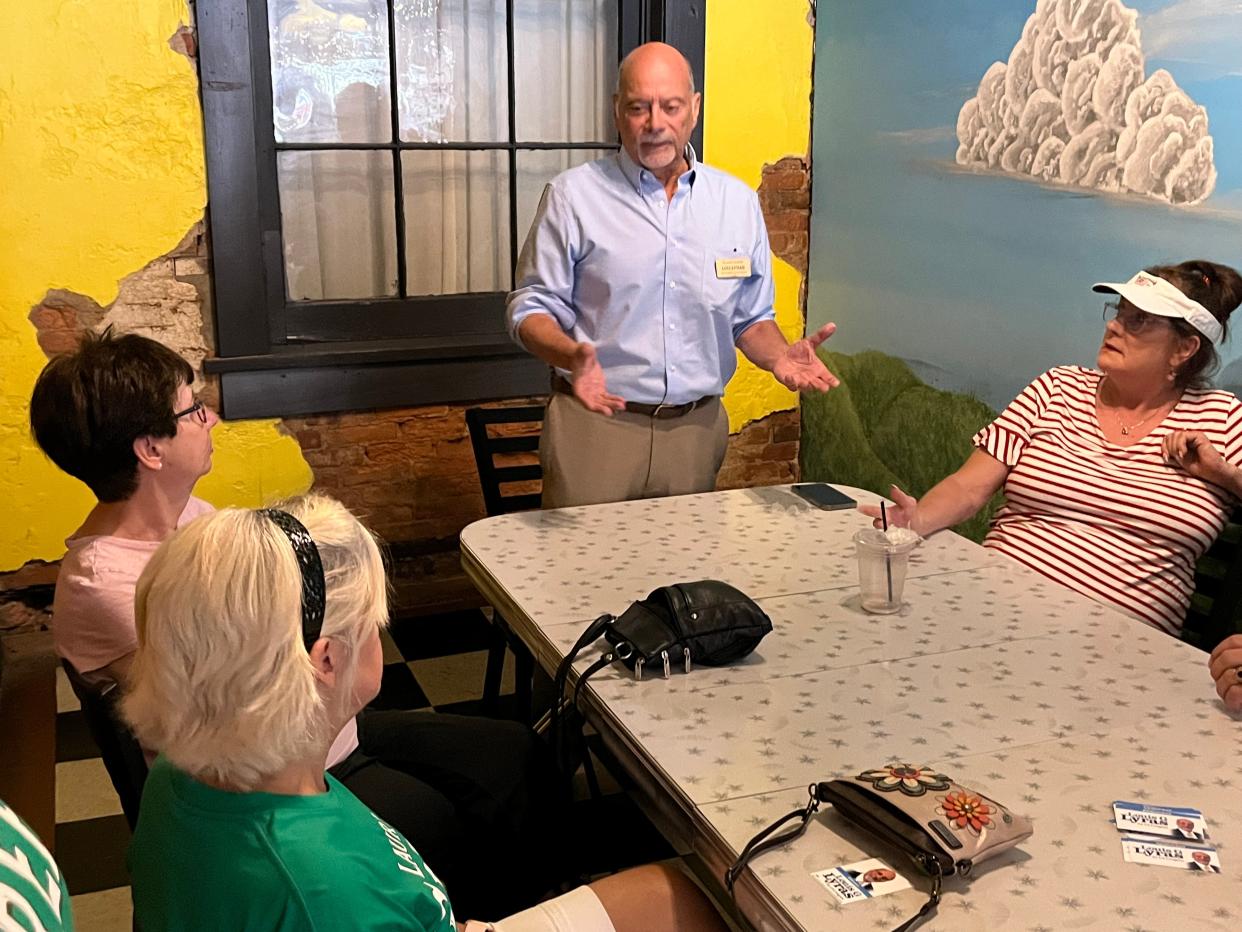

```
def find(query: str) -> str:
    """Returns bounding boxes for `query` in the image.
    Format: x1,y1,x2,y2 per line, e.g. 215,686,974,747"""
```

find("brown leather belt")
551,374,715,420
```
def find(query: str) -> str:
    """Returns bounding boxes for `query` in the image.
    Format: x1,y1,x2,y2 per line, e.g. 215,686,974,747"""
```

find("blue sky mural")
808,0,1242,408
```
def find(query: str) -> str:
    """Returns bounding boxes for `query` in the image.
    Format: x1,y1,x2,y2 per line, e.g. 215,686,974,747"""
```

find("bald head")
613,42,701,180
616,42,696,97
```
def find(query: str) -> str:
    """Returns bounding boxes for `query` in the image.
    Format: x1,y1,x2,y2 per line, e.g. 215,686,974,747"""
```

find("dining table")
460,484,1242,930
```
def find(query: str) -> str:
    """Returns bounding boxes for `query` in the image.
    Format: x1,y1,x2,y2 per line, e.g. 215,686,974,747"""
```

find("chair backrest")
465,405,546,516
1184,511,1242,651
60,660,148,830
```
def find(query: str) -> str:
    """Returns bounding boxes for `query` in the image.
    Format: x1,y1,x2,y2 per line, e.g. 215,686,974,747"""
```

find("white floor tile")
407,650,510,707
70,885,132,932
55,666,80,714
55,758,122,823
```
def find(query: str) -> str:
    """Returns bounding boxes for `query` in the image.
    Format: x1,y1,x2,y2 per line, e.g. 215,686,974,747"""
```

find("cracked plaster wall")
0,1,309,570
707,0,815,433
0,0,813,575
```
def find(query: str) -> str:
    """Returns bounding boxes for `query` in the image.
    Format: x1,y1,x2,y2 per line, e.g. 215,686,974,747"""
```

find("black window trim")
198,0,705,419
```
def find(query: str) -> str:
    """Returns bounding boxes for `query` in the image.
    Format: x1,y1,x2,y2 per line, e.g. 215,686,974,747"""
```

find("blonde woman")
124,494,726,932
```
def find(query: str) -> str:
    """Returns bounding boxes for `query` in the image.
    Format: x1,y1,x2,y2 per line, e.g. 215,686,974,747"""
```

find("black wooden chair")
464,405,546,721
1183,511,1242,652
60,659,148,830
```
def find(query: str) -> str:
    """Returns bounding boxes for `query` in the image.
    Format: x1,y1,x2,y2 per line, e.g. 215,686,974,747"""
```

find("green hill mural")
801,350,1004,542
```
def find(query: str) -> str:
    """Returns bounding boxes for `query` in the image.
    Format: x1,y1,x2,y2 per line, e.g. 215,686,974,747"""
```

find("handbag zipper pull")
683,647,692,674
634,657,644,681
661,650,671,679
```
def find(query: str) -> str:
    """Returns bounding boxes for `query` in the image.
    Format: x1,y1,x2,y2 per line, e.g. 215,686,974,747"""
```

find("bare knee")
590,863,727,932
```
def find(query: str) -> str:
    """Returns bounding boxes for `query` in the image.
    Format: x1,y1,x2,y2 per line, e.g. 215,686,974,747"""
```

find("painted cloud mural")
955,0,1217,206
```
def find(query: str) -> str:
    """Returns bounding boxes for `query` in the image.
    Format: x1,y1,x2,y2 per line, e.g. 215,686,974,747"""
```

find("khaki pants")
539,393,729,509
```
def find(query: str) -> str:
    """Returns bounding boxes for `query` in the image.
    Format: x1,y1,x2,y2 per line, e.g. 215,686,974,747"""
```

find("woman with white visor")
861,260,1242,637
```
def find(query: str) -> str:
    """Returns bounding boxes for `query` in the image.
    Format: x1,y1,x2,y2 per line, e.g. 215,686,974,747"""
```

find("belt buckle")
651,402,668,419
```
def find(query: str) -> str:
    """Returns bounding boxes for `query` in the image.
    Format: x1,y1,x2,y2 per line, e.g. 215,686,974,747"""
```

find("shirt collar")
616,144,698,196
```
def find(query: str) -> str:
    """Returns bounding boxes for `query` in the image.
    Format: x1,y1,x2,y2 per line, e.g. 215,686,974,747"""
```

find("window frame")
198,0,704,418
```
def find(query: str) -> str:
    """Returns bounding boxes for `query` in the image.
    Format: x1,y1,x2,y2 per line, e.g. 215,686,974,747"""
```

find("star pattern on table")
468,487,1242,930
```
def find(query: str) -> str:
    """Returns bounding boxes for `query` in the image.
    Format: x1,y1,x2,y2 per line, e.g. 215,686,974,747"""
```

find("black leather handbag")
601,580,773,678
548,581,772,786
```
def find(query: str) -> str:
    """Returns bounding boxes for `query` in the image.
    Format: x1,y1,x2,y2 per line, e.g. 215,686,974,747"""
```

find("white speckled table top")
461,486,1241,930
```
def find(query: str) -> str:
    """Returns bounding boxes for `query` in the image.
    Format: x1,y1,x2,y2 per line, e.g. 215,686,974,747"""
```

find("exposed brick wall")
758,156,811,275
717,409,802,490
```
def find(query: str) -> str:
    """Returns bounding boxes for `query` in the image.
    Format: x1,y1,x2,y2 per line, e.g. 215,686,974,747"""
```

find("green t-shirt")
0,798,73,931
129,757,456,932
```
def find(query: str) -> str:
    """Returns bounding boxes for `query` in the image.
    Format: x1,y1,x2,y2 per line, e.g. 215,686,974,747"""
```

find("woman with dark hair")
30,329,565,917
862,259,1242,636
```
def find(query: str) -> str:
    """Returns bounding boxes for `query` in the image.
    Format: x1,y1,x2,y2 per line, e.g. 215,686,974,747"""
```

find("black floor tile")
387,609,495,661
56,710,101,764
56,814,131,895
368,661,431,711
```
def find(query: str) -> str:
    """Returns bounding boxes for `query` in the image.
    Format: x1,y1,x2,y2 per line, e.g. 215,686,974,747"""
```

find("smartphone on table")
791,483,856,511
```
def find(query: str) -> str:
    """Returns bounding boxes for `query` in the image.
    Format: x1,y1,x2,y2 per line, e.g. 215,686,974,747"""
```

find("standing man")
507,41,838,508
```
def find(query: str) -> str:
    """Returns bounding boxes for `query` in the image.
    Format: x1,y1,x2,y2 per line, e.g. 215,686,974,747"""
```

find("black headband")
258,508,326,651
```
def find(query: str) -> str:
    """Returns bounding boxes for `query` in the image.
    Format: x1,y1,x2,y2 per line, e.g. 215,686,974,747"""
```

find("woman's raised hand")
858,485,919,531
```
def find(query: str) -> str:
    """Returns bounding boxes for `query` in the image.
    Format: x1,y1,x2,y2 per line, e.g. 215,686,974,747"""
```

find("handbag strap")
724,785,820,892
726,783,945,932
550,614,616,788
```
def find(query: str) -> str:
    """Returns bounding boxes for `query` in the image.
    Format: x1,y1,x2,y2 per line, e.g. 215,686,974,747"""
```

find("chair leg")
513,642,535,725
581,735,603,801
482,623,508,716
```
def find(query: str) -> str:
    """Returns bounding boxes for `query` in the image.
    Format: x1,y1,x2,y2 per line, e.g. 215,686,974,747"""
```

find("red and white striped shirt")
974,366,1242,635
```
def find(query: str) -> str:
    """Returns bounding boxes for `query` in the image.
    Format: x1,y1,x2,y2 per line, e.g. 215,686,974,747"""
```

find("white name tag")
1113,801,1209,840
1120,835,1221,871
714,257,751,279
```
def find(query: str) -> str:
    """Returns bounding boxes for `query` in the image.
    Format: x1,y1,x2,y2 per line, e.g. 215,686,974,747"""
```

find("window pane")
268,0,392,144
396,0,507,143
403,150,511,295
516,149,612,242
278,151,397,300
514,0,618,142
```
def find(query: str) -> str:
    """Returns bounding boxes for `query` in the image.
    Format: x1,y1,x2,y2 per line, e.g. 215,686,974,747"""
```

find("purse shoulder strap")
724,787,820,892
726,784,945,932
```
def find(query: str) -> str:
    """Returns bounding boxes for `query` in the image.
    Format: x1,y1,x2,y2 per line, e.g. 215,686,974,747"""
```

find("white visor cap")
1093,271,1222,345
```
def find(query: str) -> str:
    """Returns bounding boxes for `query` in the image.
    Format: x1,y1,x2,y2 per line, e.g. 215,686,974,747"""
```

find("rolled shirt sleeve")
506,182,580,346
972,369,1058,467
730,193,777,342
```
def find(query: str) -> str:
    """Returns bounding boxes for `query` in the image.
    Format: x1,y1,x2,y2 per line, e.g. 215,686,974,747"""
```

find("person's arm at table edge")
861,449,1009,537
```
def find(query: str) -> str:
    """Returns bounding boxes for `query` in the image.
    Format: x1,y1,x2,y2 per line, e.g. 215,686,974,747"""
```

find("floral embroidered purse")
725,763,1033,932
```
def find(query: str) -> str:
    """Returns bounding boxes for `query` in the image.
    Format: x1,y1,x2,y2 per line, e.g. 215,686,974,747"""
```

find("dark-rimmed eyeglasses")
173,400,209,425
1102,300,1169,337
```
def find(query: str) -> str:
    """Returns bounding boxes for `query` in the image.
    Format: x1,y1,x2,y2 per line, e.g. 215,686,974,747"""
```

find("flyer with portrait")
812,858,912,904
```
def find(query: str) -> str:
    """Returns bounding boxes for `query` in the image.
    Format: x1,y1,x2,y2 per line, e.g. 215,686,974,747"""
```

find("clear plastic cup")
853,527,920,614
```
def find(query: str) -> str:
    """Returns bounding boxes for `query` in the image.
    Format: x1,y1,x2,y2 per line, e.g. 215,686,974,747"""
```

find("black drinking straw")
880,501,894,604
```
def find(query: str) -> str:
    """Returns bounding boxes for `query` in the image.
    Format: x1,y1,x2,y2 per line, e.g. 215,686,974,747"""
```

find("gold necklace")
1098,376,1172,436
1114,408,1161,436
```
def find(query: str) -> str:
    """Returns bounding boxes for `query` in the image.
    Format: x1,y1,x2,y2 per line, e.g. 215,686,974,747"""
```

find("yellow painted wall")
0,1,311,570
706,0,815,431
0,1,812,568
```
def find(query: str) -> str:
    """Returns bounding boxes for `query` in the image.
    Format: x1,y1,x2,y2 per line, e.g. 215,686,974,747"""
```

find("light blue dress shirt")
506,147,776,405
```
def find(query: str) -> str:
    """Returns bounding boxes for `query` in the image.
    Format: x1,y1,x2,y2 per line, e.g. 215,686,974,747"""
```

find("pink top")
52,496,359,767
974,366,1242,634
53,497,217,674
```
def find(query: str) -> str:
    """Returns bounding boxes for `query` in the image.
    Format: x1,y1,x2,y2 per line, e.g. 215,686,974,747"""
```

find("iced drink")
853,527,920,614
